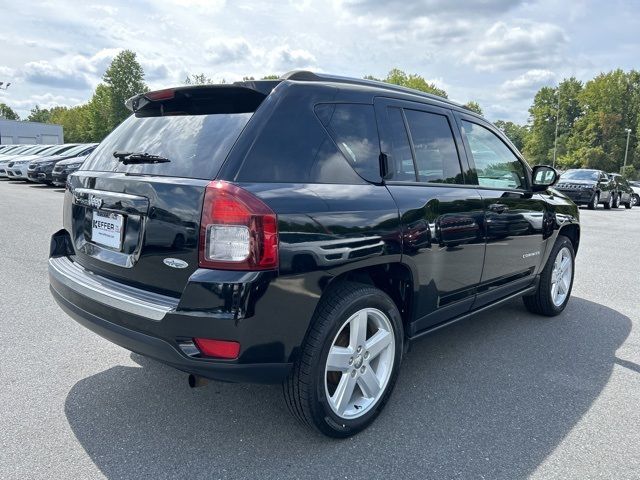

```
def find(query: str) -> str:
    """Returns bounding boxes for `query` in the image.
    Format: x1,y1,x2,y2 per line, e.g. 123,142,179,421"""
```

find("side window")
461,120,527,190
404,109,464,184
387,107,416,181
315,103,381,182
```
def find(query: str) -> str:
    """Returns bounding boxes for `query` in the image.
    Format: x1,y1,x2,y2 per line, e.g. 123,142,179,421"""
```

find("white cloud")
499,69,557,99
205,37,253,65
21,61,92,90
466,21,568,71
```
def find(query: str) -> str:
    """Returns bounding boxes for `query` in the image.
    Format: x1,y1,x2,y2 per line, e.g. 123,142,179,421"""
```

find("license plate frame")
91,210,125,251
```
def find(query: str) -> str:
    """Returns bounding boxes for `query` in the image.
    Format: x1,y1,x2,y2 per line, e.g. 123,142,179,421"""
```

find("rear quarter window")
315,103,381,183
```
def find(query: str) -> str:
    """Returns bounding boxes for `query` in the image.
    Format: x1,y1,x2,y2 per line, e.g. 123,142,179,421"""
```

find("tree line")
1,55,637,178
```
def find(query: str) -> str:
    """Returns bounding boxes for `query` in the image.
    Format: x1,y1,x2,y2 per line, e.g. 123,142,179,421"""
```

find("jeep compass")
49,71,580,437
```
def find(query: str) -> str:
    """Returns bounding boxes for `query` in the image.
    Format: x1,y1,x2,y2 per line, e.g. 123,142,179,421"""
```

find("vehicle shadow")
64,297,630,479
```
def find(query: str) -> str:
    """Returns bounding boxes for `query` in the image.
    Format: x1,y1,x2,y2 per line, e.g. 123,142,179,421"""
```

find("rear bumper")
47,229,321,383
50,283,291,383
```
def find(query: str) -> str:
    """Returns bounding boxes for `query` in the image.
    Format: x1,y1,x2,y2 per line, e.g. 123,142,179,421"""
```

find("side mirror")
531,165,559,192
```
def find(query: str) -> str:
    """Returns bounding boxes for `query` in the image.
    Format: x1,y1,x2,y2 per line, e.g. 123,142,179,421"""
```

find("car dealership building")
0,118,63,145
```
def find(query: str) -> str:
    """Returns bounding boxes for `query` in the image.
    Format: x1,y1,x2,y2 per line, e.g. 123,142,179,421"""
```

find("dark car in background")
27,144,97,184
608,173,635,209
555,169,615,209
51,154,90,187
48,71,580,437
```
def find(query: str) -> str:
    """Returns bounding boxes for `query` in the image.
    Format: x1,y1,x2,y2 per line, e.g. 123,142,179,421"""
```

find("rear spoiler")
125,80,281,114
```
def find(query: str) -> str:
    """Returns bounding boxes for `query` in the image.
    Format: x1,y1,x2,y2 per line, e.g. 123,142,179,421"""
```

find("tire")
632,194,640,207
603,193,613,209
523,235,575,316
612,194,620,208
283,281,403,437
625,196,633,209
587,192,599,210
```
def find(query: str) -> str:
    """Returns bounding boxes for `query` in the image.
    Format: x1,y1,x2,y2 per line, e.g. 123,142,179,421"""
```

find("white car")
630,181,640,206
0,145,52,177
6,144,79,180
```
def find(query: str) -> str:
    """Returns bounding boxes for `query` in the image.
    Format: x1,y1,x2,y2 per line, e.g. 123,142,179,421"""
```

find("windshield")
63,144,94,156
83,113,253,179
561,170,599,181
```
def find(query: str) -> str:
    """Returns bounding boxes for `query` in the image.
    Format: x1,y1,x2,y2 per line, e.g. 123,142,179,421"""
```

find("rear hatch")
65,84,274,296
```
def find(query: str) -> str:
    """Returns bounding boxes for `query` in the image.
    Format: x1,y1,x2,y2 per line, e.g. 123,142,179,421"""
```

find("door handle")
489,203,509,214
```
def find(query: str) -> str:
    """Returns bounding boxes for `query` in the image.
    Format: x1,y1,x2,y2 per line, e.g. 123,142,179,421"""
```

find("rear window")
83,113,252,179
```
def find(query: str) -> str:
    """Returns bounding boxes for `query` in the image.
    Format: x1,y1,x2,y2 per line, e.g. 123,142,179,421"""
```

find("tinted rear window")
83,113,252,179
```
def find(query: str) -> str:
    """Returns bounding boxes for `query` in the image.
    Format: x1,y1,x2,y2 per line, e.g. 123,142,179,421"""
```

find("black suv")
555,169,615,209
608,173,635,209
49,72,580,437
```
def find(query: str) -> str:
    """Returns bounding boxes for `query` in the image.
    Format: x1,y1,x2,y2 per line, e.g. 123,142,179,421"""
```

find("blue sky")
0,0,638,123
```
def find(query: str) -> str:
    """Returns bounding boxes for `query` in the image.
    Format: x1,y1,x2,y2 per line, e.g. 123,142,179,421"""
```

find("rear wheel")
632,194,639,207
612,194,620,208
523,235,575,316
284,282,403,437
603,193,613,209
587,192,599,210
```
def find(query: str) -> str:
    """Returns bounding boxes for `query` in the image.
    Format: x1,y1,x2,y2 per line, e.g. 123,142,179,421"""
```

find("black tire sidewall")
312,288,403,436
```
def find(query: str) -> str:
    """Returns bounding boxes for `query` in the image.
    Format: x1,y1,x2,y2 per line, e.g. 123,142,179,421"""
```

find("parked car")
629,181,640,206
6,144,79,180
0,145,58,177
49,72,580,437
555,169,615,209
608,173,635,209
27,143,97,184
51,154,89,187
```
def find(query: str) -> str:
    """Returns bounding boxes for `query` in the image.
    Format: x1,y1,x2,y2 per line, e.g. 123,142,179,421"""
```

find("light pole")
622,128,631,172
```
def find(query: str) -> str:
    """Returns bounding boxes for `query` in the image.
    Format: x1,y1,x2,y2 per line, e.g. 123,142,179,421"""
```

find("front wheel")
603,193,613,209
523,235,575,316
625,195,633,209
284,282,403,437
632,194,640,207
587,192,599,210
612,194,620,208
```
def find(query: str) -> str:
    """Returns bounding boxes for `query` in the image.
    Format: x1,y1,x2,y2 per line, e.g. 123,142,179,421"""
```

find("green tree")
495,120,529,151
103,50,147,130
261,74,280,80
184,73,213,85
463,101,483,115
566,70,634,171
27,105,51,123
49,105,91,143
0,103,19,120
366,69,448,98
87,84,113,141
523,86,558,165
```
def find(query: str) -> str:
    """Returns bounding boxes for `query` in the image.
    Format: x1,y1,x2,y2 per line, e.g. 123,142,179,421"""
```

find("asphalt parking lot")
0,179,638,480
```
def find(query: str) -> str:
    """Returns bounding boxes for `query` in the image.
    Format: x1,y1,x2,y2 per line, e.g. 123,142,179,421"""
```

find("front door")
456,114,548,307
375,99,485,335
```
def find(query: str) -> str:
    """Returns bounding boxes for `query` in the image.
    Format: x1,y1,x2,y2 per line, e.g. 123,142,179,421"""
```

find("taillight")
199,181,278,270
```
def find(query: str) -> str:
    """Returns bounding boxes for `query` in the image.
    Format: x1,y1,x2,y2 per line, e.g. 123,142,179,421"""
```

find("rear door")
375,98,485,335
455,113,548,306
65,87,262,297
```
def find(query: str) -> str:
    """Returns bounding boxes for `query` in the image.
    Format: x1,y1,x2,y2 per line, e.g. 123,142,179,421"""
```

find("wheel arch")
558,223,580,254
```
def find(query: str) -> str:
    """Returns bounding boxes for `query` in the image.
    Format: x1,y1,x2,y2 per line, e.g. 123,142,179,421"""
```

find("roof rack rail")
280,70,463,109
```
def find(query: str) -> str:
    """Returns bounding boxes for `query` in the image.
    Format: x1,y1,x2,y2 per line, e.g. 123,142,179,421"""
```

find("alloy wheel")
324,308,395,420
551,246,573,307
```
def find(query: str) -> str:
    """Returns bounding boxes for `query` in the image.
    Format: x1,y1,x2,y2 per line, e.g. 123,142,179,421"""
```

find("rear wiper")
113,151,170,165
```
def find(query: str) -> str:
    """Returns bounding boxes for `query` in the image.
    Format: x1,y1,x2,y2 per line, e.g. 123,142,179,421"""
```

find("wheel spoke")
331,372,357,415
349,310,368,349
326,346,353,372
357,368,381,398
551,281,558,299
561,276,570,294
560,256,570,273
365,329,392,361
